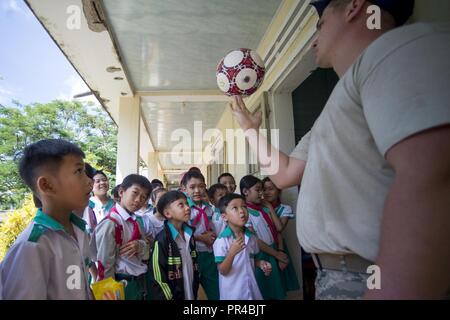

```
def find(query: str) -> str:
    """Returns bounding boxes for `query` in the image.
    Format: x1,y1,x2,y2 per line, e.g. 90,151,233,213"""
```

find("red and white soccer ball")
216,48,265,97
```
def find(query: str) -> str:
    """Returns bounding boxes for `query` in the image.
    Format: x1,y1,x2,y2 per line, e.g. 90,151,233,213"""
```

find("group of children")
0,139,298,300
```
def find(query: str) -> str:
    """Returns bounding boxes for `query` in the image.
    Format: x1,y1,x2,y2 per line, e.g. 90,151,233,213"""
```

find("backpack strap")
104,215,123,246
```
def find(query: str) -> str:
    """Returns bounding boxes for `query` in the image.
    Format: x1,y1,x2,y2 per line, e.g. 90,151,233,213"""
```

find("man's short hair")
18,139,85,194
218,193,246,214
311,0,415,26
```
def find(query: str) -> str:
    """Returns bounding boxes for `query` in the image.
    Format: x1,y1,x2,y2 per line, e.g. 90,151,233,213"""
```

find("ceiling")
101,0,283,178
102,0,281,91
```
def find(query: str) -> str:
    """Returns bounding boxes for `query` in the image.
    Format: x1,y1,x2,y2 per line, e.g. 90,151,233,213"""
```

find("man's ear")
36,175,55,195
345,0,367,23
180,185,186,192
221,212,227,222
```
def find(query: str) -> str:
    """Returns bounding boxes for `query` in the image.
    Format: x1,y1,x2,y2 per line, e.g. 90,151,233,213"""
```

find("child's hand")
259,260,272,276
120,241,140,258
102,290,118,300
229,236,246,257
260,200,273,211
275,251,289,264
278,260,288,271
201,231,217,247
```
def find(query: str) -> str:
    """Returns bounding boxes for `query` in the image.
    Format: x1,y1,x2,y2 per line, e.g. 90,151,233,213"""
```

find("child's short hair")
111,184,121,200
218,193,246,214
85,163,96,180
207,183,227,199
33,194,42,208
239,175,262,196
262,177,280,190
151,187,167,203
157,190,187,218
217,172,235,183
180,170,205,186
93,169,107,179
120,174,152,198
151,179,164,189
18,139,85,194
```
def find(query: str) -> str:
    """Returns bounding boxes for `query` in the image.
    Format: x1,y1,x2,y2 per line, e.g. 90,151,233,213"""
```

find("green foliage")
0,100,117,209
0,194,35,261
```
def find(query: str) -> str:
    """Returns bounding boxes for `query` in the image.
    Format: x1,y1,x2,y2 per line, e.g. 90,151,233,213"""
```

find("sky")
0,0,98,106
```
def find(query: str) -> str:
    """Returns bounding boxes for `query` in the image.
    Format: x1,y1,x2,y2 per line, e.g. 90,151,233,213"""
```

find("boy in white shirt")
213,193,272,300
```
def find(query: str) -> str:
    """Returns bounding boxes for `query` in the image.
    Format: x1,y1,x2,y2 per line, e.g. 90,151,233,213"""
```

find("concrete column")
147,151,159,181
115,96,140,184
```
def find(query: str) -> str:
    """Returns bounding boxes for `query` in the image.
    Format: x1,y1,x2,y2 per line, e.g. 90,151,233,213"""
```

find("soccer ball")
216,48,265,97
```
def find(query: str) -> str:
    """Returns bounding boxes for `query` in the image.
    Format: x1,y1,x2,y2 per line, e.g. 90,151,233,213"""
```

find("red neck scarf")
192,205,210,230
110,206,141,242
247,202,278,243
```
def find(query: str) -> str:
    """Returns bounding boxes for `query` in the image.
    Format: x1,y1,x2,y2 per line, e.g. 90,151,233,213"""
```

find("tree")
0,194,35,260
0,100,117,209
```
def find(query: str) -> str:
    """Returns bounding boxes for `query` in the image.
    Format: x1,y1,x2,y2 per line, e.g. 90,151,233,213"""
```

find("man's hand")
229,95,262,131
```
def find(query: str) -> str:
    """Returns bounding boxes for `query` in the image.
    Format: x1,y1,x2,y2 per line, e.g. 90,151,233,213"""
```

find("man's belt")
311,253,374,274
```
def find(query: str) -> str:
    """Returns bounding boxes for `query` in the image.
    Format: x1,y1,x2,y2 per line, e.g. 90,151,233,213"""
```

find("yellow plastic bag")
91,277,126,300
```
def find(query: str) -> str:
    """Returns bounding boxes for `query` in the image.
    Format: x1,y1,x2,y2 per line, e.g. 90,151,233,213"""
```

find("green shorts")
197,251,219,300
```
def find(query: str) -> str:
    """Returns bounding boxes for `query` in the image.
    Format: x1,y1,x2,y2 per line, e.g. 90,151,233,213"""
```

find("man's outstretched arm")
229,95,306,189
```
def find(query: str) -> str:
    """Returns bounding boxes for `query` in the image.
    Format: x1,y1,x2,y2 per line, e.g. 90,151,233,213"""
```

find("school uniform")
147,212,165,237
89,196,115,224
211,206,226,237
213,227,263,300
149,221,199,300
247,204,286,300
82,200,98,234
0,209,93,299
274,203,300,292
81,200,99,283
94,204,150,300
187,197,220,300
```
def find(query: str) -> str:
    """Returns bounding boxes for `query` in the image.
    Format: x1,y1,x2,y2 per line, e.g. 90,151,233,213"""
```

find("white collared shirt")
174,230,194,300
188,200,214,253
95,204,149,279
213,227,262,300
211,206,226,237
0,209,93,299
89,196,115,224
246,208,274,246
